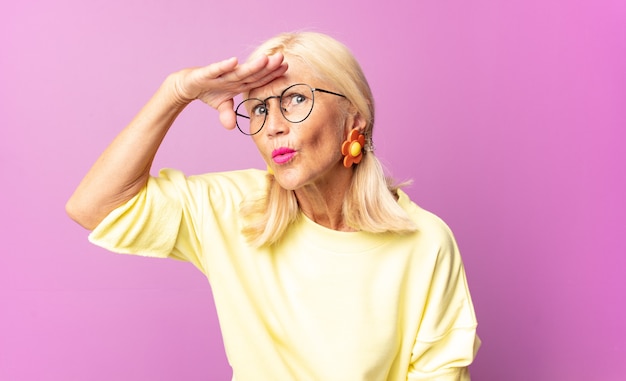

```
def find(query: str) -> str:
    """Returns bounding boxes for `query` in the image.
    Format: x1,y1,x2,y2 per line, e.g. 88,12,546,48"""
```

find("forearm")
66,54,288,230
66,75,189,230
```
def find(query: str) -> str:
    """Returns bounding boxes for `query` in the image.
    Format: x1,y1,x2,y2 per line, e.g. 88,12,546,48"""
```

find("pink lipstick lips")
272,147,296,164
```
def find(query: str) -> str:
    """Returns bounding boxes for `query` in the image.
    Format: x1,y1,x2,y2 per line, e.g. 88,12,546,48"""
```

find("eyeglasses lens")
235,84,315,135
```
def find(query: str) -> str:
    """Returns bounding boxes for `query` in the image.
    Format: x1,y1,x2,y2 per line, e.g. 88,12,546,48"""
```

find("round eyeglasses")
235,83,346,135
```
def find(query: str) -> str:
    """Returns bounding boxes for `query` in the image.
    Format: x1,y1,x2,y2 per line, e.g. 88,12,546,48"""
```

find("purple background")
2,0,625,380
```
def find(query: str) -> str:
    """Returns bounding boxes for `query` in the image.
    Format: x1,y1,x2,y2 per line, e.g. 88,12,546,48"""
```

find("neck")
295,171,355,232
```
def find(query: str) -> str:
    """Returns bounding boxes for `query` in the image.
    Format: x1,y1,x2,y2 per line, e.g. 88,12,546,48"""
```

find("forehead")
248,57,318,98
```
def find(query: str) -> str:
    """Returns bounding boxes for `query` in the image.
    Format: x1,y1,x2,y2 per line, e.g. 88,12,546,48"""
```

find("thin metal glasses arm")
312,88,346,99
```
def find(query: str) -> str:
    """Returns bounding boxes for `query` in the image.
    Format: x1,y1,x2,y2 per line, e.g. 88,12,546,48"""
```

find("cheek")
308,129,344,160
251,137,270,161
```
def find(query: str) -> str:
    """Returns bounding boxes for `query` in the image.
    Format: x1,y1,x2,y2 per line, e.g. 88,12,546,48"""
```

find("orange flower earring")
341,128,366,168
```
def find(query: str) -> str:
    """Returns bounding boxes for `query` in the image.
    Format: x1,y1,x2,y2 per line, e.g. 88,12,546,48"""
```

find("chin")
273,170,305,191
274,178,302,191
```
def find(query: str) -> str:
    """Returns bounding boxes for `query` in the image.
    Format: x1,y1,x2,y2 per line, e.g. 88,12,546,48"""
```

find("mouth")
272,147,296,164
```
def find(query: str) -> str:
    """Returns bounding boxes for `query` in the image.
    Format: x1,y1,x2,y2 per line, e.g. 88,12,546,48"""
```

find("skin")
249,57,366,231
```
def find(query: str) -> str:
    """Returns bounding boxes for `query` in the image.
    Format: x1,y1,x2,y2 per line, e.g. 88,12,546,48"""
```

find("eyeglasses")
235,83,346,135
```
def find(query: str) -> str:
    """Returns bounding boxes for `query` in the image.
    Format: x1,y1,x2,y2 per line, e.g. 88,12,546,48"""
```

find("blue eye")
252,104,267,116
283,92,309,109
292,94,306,105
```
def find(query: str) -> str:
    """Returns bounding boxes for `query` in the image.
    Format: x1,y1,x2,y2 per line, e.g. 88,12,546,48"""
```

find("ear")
344,111,367,135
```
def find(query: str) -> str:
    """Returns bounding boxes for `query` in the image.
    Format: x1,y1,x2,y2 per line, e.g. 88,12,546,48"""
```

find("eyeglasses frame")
235,83,347,136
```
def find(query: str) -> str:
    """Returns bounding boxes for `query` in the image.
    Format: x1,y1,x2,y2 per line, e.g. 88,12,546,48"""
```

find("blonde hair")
241,32,417,247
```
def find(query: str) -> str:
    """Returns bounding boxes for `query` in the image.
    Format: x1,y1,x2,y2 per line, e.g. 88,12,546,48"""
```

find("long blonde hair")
240,32,417,247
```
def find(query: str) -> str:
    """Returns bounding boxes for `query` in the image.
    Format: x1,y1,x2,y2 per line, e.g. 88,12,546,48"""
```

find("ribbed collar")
285,190,413,255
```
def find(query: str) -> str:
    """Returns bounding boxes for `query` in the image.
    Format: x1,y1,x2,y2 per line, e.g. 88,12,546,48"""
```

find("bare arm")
66,54,287,230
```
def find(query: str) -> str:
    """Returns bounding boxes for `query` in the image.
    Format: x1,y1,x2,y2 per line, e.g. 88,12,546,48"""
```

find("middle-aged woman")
66,31,480,380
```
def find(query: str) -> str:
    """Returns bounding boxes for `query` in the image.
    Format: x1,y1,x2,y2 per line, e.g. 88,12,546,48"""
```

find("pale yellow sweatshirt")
90,168,480,380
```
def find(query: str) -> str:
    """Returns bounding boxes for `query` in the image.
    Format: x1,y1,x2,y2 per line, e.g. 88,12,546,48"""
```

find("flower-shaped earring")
341,128,366,168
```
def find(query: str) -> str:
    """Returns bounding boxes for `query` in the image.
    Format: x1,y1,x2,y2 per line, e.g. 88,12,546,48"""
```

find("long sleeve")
406,223,480,380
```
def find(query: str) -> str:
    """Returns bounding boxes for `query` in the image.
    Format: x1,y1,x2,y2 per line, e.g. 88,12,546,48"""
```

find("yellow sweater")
90,168,480,380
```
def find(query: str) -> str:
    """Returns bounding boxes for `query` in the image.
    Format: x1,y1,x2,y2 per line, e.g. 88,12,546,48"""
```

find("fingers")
244,60,289,90
217,100,236,130
242,53,283,76
217,53,285,88
197,53,281,82
192,54,286,96
198,56,239,80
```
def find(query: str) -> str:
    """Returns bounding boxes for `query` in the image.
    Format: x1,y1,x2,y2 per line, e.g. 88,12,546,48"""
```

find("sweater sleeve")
407,223,481,380
88,168,208,273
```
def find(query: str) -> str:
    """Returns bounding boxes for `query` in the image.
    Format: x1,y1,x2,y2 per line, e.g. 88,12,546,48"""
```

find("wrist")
163,71,195,108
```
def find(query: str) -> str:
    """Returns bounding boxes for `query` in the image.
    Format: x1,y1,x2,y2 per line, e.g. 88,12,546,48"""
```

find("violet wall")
1,0,624,380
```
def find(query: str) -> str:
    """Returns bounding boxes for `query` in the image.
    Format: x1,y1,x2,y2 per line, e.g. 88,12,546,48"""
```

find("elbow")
65,197,100,231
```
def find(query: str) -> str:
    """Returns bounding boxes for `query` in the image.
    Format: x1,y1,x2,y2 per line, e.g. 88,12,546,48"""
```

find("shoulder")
190,168,268,188
146,168,269,208
154,167,268,192
397,189,456,246
394,190,465,275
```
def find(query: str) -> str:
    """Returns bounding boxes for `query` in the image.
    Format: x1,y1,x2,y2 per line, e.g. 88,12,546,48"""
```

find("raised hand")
170,53,288,130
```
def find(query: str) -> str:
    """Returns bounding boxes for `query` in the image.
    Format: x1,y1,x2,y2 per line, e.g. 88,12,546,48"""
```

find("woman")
67,32,480,380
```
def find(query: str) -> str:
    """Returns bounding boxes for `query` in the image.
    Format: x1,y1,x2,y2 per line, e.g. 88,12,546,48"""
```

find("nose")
263,99,290,137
